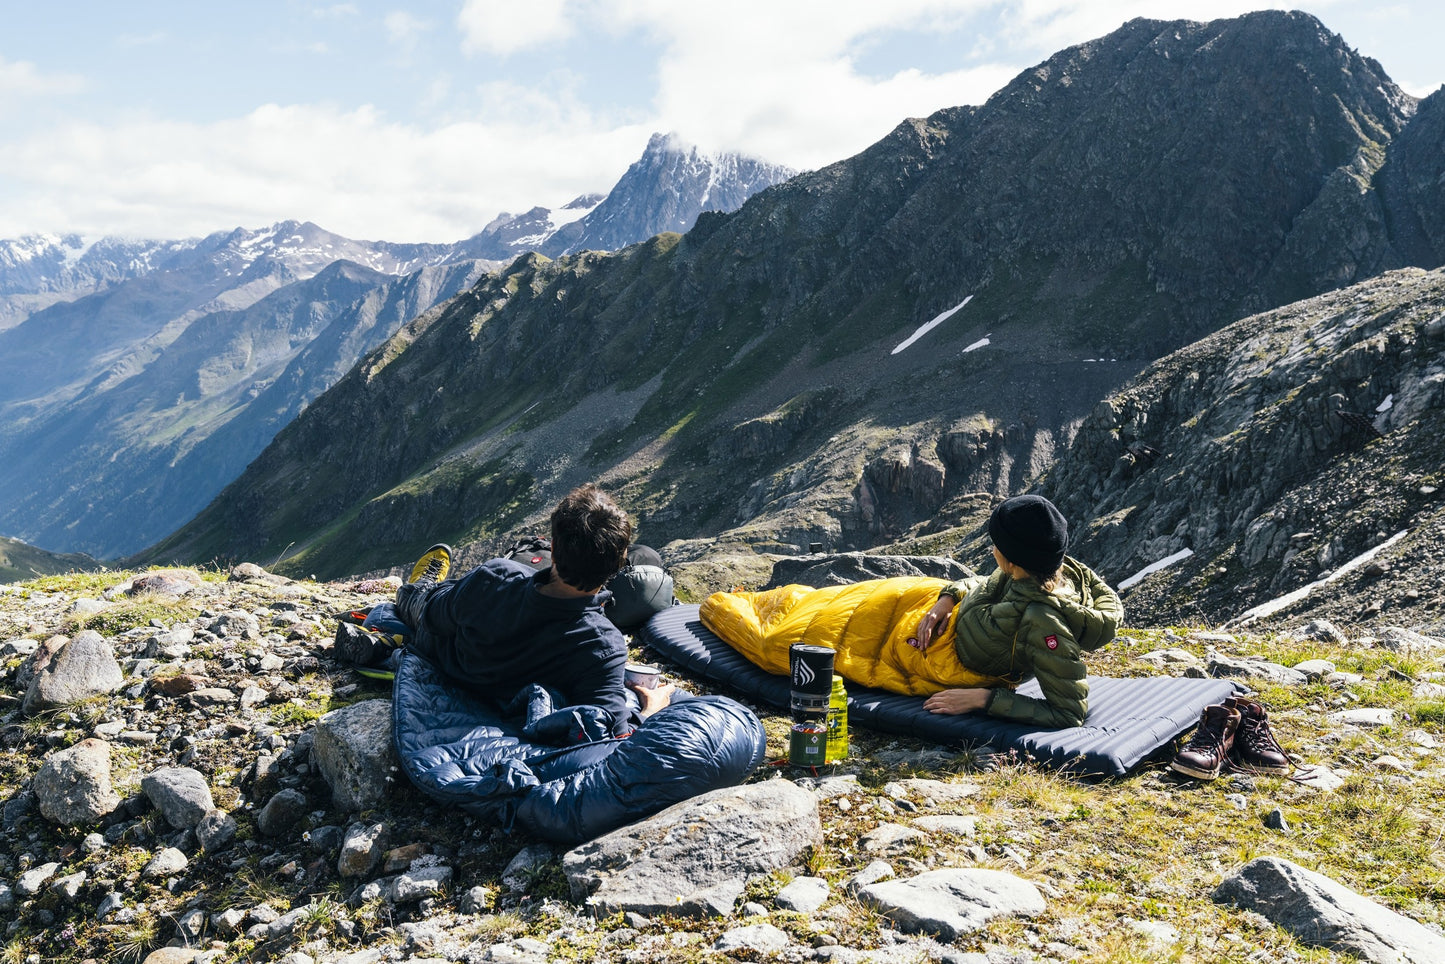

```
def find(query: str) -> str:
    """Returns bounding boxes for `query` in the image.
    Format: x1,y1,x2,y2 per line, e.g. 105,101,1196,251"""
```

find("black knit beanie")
989,495,1069,576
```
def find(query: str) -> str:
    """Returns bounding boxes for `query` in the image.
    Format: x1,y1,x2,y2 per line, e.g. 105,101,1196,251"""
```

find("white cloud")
0,55,85,100
597,1,1031,169
457,0,577,56
0,103,648,242
385,10,431,45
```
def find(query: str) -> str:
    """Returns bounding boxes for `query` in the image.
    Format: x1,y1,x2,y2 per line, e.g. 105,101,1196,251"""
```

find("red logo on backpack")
1045,635,1059,650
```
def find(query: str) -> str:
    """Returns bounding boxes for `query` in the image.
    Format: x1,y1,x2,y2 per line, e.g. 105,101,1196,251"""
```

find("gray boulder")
1374,626,1445,654
33,738,122,826
338,821,389,878
22,631,125,714
313,699,396,812
141,767,215,829
857,869,1046,940
196,809,238,851
563,779,822,917
1207,655,1307,685
766,552,975,590
1214,856,1445,963
255,788,309,837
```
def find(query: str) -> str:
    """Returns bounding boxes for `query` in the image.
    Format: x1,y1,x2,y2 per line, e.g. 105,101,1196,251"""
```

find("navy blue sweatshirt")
407,558,632,735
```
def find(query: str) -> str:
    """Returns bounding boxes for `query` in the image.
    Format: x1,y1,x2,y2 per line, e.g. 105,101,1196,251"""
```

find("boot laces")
1237,713,1283,754
1184,714,1232,754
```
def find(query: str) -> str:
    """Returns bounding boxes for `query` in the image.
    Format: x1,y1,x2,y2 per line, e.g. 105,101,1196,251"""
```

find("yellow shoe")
408,543,452,584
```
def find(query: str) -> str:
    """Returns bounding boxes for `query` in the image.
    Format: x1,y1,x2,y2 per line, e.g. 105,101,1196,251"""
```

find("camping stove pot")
789,643,835,718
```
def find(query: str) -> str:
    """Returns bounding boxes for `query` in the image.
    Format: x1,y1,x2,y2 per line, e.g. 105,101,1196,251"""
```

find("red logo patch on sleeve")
1045,635,1059,650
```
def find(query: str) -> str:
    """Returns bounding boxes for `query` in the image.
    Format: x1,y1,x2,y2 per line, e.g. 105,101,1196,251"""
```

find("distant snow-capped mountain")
541,133,797,256
450,133,796,260
0,234,202,329
0,132,793,558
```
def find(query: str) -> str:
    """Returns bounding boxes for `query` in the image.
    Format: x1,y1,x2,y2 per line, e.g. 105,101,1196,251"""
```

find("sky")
1,1,1439,245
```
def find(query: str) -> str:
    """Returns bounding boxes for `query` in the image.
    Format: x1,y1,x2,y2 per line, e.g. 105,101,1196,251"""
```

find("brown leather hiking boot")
1170,703,1240,779
1226,696,1291,774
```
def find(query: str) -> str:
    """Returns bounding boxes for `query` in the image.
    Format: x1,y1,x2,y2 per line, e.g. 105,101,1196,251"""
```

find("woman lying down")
700,495,1124,728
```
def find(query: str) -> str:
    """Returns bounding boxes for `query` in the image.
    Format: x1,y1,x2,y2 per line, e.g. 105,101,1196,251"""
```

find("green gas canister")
788,720,827,767
826,675,848,762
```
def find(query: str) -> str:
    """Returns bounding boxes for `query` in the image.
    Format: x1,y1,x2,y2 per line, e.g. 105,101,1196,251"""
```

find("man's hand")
629,680,676,720
907,595,957,652
923,688,990,715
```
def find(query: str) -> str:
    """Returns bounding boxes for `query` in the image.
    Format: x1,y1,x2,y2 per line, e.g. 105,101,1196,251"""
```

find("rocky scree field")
1,563,1443,964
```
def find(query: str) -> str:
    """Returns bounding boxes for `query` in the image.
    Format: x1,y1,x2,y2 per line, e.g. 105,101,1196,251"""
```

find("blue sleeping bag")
391,650,768,844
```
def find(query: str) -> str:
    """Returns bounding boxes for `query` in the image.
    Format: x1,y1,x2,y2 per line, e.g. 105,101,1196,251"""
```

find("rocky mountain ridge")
1033,266,1445,632
147,12,1441,599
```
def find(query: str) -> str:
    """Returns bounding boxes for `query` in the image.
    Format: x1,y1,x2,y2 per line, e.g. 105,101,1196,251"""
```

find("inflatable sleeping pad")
638,605,1243,777
392,650,768,844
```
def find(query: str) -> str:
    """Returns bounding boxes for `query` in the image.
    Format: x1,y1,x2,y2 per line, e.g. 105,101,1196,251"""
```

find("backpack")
605,545,677,633
505,536,553,572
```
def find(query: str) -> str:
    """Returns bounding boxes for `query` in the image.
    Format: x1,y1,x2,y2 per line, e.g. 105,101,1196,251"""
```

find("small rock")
16,862,60,897
143,847,189,878
142,766,216,829
127,569,203,597
1264,809,1292,834
49,871,87,901
338,821,388,878
1327,708,1395,728
1292,659,1337,680
775,876,829,913
713,922,793,954
255,788,309,836
848,860,895,892
1296,620,1347,644
196,809,238,851
1372,755,1410,772
458,885,492,915
857,869,1047,941
1214,856,1445,961
389,865,452,902
913,815,978,838
1208,656,1307,686
1138,648,1204,666
313,699,397,812
1291,764,1346,792
502,844,554,892
859,822,926,853
1375,627,1445,655
22,631,126,714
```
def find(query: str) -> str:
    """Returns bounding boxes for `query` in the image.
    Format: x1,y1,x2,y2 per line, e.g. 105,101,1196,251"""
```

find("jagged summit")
541,133,796,256
449,132,796,260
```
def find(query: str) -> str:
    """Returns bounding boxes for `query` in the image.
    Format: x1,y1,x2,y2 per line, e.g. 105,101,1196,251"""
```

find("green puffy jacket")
939,557,1123,728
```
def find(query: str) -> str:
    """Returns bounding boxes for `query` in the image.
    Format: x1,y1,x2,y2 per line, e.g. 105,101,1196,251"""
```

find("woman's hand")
923,688,990,715
907,594,957,651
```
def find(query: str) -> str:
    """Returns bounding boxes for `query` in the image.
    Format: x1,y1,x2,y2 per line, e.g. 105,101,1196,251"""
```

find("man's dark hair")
550,484,632,591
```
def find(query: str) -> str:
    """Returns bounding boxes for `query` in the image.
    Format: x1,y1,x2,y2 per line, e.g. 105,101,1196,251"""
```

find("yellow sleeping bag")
699,576,1012,696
